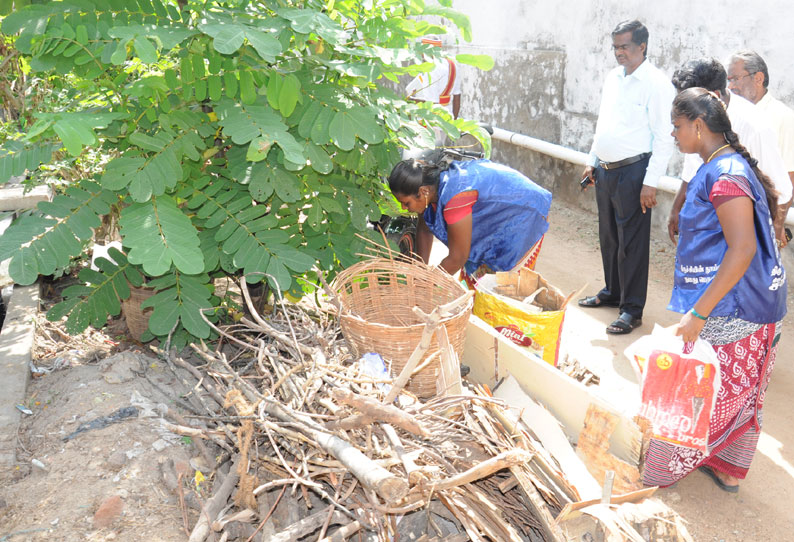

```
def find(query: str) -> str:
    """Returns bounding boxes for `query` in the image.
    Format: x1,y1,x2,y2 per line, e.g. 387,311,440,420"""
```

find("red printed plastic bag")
625,325,721,454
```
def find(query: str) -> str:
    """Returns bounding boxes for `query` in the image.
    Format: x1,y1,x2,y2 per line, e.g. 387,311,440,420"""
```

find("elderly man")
578,20,675,335
667,58,792,244
728,50,794,245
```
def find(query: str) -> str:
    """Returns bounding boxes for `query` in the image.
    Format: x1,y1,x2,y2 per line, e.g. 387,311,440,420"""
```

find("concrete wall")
450,0,794,148
438,0,794,257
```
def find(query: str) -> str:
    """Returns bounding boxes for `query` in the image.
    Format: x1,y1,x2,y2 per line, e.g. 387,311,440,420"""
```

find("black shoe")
578,295,620,308
606,312,642,335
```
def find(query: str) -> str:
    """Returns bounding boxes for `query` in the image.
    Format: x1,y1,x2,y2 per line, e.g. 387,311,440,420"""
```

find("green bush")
0,0,492,346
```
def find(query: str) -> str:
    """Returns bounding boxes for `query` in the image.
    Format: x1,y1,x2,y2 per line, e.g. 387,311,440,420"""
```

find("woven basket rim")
337,302,471,329
330,257,469,314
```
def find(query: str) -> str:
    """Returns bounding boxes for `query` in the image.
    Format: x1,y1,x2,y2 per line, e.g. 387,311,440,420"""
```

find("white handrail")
492,127,794,226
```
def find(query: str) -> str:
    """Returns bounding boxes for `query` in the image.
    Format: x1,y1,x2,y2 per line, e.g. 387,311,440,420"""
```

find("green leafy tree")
0,0,492,346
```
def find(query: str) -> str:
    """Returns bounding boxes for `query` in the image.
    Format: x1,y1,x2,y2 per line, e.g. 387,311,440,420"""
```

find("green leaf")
42,112,126,157
120,195,204,276
52,119,95,156
310,106,334,145
245,29,281,62
305,201,323,228
199,17,246,54
0,143,58,184
8,246,38,285
110,38,130,65
180,55,194,83
455,53,494,71
164,68,179,90
75,24,88,45
103,127,204,201
250,163,300,203
265,253,291,291
208,75,222,101
215,99,305,164
278,74,300,117
319,195,344,214
278,7,346,44
329,107,383,150
223,71,239,99
148,296,179,334
329,110,355,151
421,6,473,42
305,143,333,174
298,101,322,138
239,70,257,105
47,252,135,333
0,181,115,286
133,35,158,63
270,243,315,272
246,136,272,162
266,72,282,110
212,25,245,55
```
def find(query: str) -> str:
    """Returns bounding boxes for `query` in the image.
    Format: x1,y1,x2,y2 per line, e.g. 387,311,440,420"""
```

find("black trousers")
594,156,651,319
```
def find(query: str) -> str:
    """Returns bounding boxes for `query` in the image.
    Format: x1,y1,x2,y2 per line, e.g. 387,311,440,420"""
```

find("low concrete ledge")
0,185,52,212
0,283,39,466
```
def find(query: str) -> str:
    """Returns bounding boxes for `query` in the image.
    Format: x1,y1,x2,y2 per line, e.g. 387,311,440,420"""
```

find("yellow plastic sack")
473,290,565,367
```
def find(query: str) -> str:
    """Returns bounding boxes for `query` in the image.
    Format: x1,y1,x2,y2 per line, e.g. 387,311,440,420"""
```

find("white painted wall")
445,0,794,151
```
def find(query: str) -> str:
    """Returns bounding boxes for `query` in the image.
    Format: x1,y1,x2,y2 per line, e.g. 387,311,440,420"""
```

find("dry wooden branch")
258,398,408,504
432,449,533,491
162,407,218,469
382,307,440,405
163,349,227,407
188,457,241,542
160,419,224,439
382,291,473,405
269,506,346,542
509,465,568,542
327,413,374,431
330,388,430,438
381,424,430,486
318,520,363,542
211,509,256,532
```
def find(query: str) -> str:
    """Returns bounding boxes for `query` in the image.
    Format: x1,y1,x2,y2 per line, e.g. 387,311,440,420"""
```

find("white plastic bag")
624,324,721,454
357,352,391,393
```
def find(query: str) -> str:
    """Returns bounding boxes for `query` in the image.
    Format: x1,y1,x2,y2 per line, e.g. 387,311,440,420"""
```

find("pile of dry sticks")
147,278,689,542
142,277,586,542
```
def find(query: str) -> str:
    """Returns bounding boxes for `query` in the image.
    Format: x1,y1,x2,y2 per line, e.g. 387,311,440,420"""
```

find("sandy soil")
0,331,199,541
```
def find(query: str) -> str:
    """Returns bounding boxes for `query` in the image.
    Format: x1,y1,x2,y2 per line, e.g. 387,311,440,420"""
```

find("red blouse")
443,189,478,224
709,174,753,209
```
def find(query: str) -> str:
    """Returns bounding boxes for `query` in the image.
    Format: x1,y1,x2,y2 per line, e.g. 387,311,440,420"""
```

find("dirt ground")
0,198,792,541
0,327,199,541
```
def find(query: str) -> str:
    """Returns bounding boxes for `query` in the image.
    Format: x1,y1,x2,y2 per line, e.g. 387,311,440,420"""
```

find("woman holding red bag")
642,88,786,491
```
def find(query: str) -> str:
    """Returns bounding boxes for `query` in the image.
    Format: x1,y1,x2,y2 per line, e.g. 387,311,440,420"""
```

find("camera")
580,175,593,191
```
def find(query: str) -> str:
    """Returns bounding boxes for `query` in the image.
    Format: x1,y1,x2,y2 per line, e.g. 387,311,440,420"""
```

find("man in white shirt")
728,50,794,247
578,20,675,335
667,58,792,245
405,36,461,120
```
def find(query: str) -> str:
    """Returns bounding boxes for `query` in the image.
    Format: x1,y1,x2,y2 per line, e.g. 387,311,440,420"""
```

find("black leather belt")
598,152,651,170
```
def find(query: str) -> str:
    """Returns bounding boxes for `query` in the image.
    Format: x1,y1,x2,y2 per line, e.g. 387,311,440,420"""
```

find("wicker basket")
121,283,155,341
330,257,473,398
